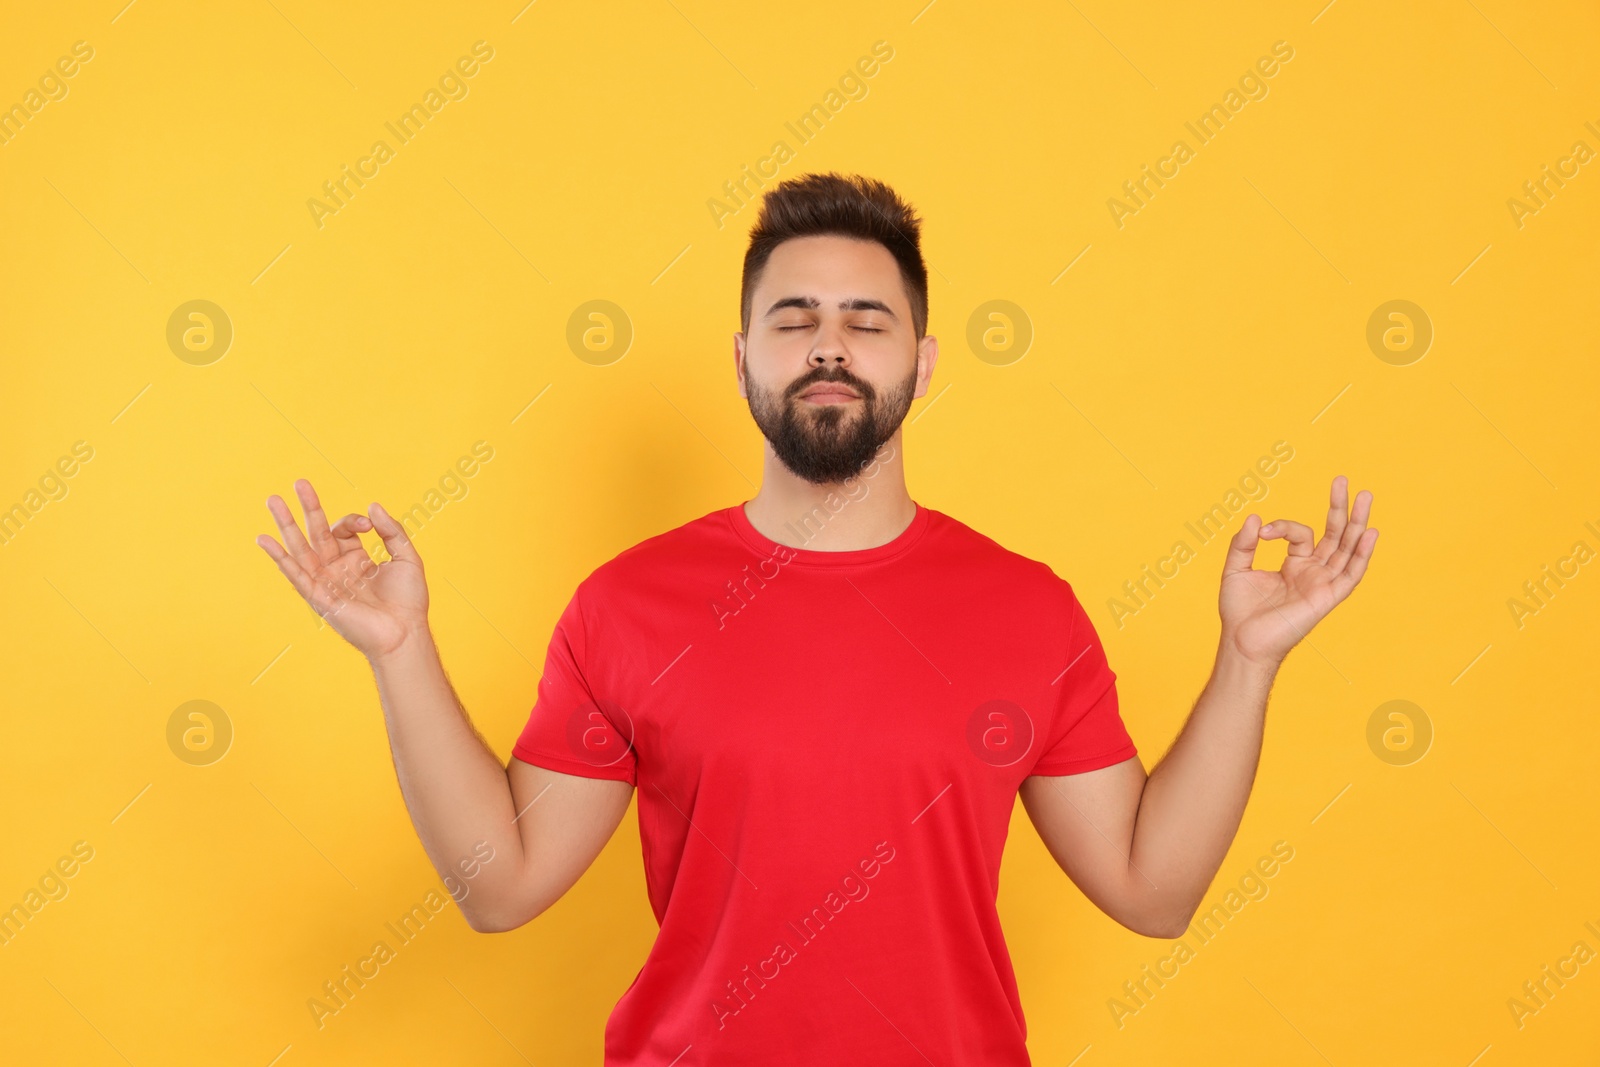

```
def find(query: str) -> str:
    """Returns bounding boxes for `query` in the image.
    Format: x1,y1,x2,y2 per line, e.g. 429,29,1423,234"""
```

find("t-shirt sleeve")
1029,582,1138,777
510,580,637,785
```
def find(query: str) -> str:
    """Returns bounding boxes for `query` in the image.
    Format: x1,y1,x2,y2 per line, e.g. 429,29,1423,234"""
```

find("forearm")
1126,641,1279,931
368,627,529,924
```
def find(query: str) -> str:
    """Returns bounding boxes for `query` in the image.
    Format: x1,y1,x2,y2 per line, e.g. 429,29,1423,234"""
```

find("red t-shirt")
513,500,1138,1065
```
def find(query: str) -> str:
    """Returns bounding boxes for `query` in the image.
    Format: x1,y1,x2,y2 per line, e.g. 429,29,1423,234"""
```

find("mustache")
785,367,875,401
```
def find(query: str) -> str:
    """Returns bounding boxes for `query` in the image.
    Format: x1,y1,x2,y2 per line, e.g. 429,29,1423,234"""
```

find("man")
256,172,1378,1064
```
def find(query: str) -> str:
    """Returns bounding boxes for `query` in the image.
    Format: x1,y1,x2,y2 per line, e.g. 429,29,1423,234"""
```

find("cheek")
754,331,815,366
745,368,797,404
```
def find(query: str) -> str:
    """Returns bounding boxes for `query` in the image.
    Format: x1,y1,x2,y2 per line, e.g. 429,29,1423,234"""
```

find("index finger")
1261,519,1317,557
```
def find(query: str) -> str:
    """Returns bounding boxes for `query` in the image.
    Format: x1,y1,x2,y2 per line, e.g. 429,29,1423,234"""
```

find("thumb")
367,502,422,566
1222,514,1262,578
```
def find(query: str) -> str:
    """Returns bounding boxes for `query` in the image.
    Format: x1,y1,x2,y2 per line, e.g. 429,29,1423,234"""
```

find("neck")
743,429,914,551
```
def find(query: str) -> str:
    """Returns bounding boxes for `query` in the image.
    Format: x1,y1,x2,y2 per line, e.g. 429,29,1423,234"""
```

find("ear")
913,333,939,400
733,331,748,399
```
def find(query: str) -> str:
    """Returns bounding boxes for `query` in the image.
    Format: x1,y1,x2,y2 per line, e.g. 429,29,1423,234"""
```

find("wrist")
369,620,436,671
1214,633,1281,685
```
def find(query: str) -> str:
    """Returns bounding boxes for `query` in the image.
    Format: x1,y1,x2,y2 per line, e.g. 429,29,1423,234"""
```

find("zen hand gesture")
1219,475,1379,669
255,478,429,661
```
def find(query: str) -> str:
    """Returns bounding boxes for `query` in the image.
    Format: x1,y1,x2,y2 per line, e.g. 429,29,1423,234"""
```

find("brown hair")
740,172,929,340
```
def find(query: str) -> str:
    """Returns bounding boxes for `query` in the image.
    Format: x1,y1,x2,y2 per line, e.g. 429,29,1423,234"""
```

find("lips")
799,383,860,402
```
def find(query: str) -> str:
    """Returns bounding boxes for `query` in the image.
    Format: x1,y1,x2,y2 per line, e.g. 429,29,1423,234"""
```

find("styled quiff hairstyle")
740,172,929,340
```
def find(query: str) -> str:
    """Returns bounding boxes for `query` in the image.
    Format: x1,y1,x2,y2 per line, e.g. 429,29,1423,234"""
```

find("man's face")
735,234,937,485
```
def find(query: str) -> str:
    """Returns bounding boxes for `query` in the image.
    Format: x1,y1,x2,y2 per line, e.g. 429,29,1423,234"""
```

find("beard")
745,362,917,485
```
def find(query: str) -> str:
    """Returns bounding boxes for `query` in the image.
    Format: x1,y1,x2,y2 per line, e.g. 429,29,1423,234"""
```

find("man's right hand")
256,478,429,661
253,476,632,933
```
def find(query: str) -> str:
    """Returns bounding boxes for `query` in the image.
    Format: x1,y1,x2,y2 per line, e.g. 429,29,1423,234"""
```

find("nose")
807,323,850,369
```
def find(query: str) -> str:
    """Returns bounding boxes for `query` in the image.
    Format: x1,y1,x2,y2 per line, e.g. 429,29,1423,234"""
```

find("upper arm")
1019,755,1171,936
490,576,639,929
498,756,634,929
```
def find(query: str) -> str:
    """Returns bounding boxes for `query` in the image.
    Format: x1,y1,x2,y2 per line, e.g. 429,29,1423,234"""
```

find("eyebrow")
763,296,899,321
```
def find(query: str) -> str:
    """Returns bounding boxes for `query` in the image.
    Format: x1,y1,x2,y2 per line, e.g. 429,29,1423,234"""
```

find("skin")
1018,488,1377,936
255,485,631,931
735,234,938,548
254,232,1378,939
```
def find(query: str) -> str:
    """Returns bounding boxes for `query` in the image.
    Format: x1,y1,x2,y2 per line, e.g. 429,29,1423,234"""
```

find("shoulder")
920,506,1093,627
924,506,1078,587
574,503,743,602
923,507,1119,681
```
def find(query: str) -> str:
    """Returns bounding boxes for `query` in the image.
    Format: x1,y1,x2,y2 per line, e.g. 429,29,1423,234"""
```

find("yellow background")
2,0,1597,1063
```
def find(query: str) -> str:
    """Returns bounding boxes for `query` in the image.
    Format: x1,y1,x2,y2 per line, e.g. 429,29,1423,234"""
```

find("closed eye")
777,324,885,332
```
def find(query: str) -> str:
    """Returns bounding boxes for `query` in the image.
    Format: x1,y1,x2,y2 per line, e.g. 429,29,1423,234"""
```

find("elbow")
1126,900,1196,940
458,897,541,934
1136,916,1191,940
455,863,558,933
462,912,518,934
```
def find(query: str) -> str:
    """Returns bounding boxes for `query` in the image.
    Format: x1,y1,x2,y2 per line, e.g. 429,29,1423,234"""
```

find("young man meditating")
257,172,1378,1065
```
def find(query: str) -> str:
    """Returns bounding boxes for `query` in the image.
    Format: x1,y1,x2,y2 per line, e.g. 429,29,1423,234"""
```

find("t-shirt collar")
727,498,931,567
